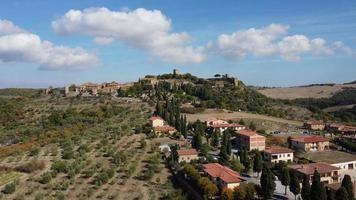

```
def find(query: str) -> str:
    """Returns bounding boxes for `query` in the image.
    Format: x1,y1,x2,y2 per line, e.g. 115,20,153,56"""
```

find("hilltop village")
0,69,355,200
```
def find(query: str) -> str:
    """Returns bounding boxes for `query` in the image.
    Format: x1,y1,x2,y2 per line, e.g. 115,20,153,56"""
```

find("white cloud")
211,24,353,61
0,19,26,34
0,19,99,70
94,37,114,45
52,7,206,63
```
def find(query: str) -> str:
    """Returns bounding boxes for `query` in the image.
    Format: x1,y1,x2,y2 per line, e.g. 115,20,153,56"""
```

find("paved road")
241,174,299,200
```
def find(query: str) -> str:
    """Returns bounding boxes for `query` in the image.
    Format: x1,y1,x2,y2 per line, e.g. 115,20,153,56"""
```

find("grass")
0,171,23,186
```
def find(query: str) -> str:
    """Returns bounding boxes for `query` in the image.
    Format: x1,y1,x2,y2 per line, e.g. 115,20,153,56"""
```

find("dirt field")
186,109,303,132
258,84,356,100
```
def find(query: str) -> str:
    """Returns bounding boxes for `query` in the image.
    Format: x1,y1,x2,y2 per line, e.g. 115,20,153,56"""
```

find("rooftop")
305,121,325,125
203,163,244,183
265,146,294,154
150,116,164,121
305,150,356,164
291,135,329,143
289,163,339,175
177,149,198,156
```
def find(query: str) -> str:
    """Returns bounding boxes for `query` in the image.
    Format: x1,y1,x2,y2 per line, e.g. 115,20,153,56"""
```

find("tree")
260,163,276,199
336,187,349,200
341,174,354,200
290,170,301,200
301,175,311,200
221,188,234,200
198,177,218,198
249,121,256,131
281,167,290,195
239,119,245,125
311,170,327,200
211,129,220,148
192,126,203,151
253,152,263,177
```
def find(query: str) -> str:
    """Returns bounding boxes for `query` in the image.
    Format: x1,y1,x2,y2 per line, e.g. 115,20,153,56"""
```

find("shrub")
3,182,16,194
15,159,45,173
39,172,52,184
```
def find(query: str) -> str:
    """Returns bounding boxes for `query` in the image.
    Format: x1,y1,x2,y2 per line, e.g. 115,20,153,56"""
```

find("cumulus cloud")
52,7,206,63
0,19,26,34
0,19,99,70
211,23,354,61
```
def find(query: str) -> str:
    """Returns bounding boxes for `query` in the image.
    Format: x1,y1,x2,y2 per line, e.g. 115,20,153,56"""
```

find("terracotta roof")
203,163,244,183
326,183,342,191
343,126,356,132
150,116,163,121
235,129,263,137
153,125,176,132
210,123,245,128
289,163,338,175
265,146,294,154
177,149,198,156
291,136,329,143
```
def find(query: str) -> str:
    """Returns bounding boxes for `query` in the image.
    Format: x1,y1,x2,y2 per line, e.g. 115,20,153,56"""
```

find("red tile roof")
203,163,244,183
210,123,245,128
289,163,338,175
265,146,294,154
305,121,324,125
291,136,329,143
177,149,198,156
153,125,176,132
235,129,263,137
150,116,163,121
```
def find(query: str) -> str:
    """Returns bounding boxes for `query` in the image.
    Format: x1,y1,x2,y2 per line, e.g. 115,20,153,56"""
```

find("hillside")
258,83,356,99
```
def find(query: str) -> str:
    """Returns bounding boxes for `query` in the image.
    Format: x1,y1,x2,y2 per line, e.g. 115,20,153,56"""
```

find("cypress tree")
290,170,301,200
260,163,276,200
341,174,354,200
311,170,327,200
219,132,229,163
226,132,232,155
301,175,311,200
211,129,220,148
253,152,263,177
336,187,349,200
281,167,290,195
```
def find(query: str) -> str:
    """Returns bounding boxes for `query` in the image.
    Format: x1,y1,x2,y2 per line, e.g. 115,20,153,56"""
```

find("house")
150,116,165,127
203,163,245,189
235,130,266,151
177,149,198,163
290,136,329,152
264,146,294,163
206,119,245,133
289,163,340,184
303,121,325,131
326,124,356,136
305,150,356,172
153,125,176,135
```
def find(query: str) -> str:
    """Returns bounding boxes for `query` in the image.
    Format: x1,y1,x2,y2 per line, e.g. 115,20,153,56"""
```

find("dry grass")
258,84,356,100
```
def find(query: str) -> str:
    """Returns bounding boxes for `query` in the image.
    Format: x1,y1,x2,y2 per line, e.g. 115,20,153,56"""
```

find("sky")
0,0,355,88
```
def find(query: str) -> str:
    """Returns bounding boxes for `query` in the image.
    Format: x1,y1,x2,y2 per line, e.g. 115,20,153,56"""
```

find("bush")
3,182,16,194
39,172,52,184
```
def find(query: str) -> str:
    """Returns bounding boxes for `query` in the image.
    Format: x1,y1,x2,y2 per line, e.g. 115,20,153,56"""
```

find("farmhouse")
264,146,294,163
235,130,265,151
176,149,198,163
290,136,329,152
289,163,340,184
150,116,165,127
203,163,245,189
326,124,356,136
303,121,325,131
206,119,245,132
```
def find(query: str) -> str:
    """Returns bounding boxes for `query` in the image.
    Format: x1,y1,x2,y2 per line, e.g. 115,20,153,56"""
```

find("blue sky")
0,0,355,88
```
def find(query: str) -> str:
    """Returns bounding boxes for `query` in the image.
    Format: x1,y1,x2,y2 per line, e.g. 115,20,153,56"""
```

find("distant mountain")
344,80,356,85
